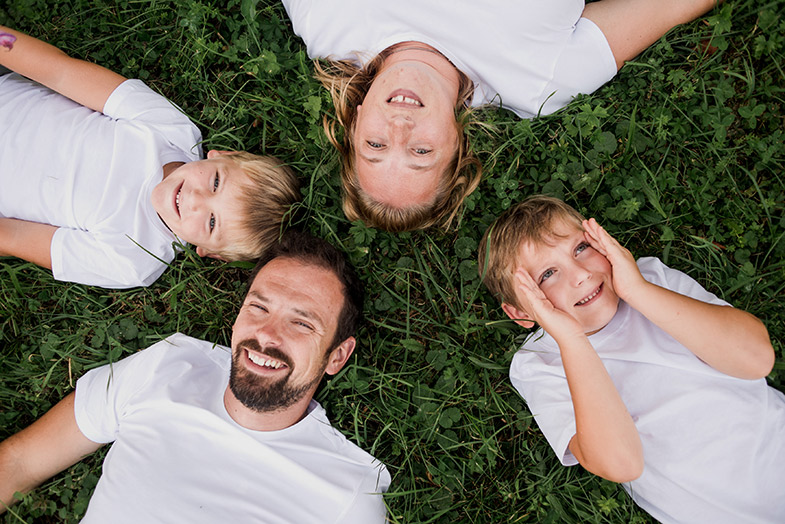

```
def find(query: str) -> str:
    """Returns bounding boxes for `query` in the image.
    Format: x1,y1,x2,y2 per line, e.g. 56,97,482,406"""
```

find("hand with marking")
582,218,647,302
512,268,586,343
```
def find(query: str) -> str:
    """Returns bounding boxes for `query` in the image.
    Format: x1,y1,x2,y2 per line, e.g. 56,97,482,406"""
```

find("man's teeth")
388,95,422,106
247,351,284,369
576,287,601,305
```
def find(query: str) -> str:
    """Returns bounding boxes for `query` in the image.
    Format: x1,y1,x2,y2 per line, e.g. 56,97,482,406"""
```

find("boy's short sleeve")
510,344,579,466
51,228,175,289
636,257,731,307
103,79,202,165
74,339,171,443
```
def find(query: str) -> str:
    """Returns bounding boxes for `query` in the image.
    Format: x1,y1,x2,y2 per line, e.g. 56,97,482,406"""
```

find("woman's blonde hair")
314,49,482,232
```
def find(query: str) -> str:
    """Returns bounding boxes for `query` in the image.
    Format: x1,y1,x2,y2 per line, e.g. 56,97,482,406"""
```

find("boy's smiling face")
151,151,247,258
516,219,620,335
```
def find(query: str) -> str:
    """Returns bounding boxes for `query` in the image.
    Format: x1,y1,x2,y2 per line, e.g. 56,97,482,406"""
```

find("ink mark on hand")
0,32,17,51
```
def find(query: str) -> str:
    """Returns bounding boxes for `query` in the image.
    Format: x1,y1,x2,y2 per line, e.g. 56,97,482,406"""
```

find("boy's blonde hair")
212,152,301,261
478,195,585,308
314,51,482,232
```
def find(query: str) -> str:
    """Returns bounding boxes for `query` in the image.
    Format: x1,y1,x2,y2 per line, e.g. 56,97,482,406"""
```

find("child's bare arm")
0,218,57,269
0,393,103,513
584,218,775,380
512,270,644,483
0,26,125,113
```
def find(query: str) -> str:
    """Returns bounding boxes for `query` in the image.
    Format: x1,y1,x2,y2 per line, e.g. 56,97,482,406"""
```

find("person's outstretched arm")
0,25,125,112
0,218,57,269
582,0,718,70
506,270,644,483
0,392,103,513
584,218,775,380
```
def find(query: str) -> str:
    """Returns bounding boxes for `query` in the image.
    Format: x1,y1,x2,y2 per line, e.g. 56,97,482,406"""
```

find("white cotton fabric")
0,73,202,288
511,257,785,523
282,0,617,118
74,333,390,524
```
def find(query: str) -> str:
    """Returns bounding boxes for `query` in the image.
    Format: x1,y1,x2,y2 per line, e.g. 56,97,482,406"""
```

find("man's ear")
325,337,356,375
206,149,238,159
501,302,536,329
195,246,227,261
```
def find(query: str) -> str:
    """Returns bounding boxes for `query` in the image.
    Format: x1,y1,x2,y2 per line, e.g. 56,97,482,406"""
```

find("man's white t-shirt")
0,73,202,288
74,333,390,524
282,0,617,118
511,257,785,523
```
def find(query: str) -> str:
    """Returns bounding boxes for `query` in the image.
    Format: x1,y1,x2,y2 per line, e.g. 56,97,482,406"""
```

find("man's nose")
255,318,283,347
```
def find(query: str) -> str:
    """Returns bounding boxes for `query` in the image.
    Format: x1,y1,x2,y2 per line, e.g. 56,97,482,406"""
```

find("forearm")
0,218,56,269
558,335,643,483
0,393,102,514
626,281,774,379
0,26,125,112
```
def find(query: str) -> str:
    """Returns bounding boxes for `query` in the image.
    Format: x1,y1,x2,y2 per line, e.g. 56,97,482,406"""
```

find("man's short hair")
248,230,364,349
478,195,586,309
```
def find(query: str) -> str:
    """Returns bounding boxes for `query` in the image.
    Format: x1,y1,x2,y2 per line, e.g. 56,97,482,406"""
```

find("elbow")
590,454,644,484
748,345,775,380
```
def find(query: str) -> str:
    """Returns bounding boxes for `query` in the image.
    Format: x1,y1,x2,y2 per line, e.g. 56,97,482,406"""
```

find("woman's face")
353,49,460,209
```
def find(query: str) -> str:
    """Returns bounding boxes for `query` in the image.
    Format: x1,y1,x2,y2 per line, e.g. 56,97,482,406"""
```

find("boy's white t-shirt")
511,257,785,523
74,333,391,524
282,0,617,118
0,73,202,288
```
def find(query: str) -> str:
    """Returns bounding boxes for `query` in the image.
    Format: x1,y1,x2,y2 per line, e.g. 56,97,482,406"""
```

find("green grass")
1,0,784,522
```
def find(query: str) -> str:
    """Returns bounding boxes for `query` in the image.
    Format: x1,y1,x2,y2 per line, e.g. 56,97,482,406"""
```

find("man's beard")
229,338,327,413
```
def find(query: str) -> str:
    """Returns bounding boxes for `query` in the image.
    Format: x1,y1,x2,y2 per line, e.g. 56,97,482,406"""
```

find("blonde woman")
283,0,717,232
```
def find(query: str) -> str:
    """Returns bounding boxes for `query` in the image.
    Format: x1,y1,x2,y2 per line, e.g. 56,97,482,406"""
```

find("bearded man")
0,232,390,523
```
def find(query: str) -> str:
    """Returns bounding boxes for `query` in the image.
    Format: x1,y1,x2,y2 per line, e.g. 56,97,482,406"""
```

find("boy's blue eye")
209,214,215,232
367,141,383,149
213,173,220,191
575,242,590,255
414,148,431,155
539,269,554,284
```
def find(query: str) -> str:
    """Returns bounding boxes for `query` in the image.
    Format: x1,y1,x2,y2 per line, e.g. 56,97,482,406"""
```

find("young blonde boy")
479,195,784,523
0,26,300,288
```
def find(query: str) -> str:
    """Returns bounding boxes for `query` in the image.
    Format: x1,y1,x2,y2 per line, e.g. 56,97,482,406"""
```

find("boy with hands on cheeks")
480,196,785,524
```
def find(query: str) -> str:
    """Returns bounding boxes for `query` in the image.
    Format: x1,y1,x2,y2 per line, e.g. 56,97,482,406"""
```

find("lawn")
1,0,783,522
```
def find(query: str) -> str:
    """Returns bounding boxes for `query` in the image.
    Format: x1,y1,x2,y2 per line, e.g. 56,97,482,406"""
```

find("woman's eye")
209,214,216,232
367,141,383,149
213,173,220,191
539,269,554,284
414,148,432,155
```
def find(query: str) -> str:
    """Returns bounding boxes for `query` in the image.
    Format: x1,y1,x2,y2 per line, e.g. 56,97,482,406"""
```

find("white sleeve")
103,79,202,164
74,341,169,443
50,227,173,289
510,340,579,466
637,257,731,307
334,466,391,524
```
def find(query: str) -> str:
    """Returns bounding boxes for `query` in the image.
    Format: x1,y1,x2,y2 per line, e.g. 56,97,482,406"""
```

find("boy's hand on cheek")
513,269,585,343
583,219,647,302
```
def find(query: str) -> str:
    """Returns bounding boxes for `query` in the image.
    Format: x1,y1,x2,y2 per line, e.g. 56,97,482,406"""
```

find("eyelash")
367,141,383,149
213,173,220,191
414,148,431,155
539,242,591,283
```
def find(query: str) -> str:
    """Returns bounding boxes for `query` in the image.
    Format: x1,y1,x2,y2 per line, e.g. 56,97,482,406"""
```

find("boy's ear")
325,337,356,375
501,302,536,329
206,149,238,159
195,246,227,262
